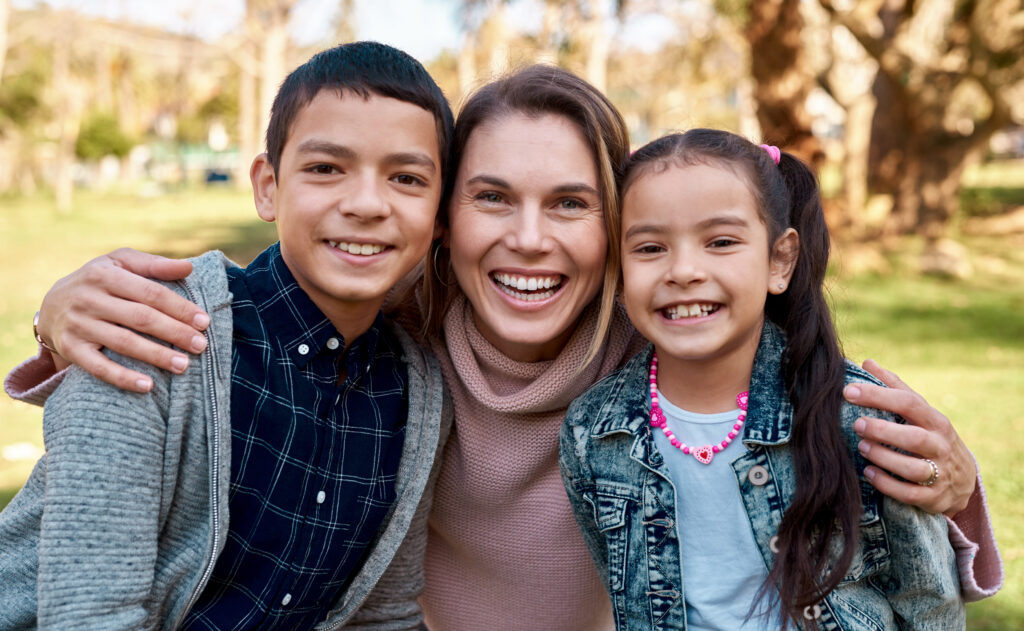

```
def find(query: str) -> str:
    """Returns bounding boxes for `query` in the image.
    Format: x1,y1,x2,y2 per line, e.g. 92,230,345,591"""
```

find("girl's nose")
667,249,707,286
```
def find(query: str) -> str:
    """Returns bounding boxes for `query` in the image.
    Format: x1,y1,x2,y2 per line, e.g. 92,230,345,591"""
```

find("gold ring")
919,458,939,487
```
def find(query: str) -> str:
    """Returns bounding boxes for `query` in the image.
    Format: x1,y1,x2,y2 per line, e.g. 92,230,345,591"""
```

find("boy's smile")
252,91,442,341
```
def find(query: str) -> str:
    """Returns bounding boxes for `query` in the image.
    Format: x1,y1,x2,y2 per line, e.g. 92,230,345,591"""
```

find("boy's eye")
393,173,426,186
309,164,339,175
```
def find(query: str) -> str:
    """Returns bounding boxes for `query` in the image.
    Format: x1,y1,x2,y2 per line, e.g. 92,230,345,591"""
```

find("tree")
821,0,1024,246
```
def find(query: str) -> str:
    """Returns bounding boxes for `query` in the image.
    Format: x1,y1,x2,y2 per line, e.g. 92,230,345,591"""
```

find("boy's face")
252,90,442,329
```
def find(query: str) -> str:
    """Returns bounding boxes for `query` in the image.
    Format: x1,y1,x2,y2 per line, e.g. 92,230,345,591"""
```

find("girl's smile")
620,162,796,405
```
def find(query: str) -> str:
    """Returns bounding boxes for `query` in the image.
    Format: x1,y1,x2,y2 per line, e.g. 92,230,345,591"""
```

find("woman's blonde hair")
421,65,630,367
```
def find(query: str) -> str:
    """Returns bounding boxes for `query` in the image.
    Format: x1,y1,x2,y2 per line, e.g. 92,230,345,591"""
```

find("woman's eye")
476,191,505,204
558,198,586,210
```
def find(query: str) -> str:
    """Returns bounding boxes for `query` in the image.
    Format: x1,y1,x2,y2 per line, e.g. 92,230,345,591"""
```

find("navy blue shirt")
182,243,408,630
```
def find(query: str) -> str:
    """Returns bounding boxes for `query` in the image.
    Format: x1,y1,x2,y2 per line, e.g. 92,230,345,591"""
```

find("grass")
1,186,1021,628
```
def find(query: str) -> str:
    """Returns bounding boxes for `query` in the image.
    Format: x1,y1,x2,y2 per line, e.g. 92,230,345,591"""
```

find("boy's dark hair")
265,41,454,181
624,130,859,630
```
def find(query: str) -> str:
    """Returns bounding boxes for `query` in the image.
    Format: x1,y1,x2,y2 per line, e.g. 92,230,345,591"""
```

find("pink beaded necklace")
648,351,748,465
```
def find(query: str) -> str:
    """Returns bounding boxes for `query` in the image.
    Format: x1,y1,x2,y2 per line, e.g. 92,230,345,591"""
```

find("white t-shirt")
651,390,782,630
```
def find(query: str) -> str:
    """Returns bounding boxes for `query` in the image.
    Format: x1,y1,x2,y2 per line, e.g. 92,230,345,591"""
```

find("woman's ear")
768,228,799,294
251,153,278,223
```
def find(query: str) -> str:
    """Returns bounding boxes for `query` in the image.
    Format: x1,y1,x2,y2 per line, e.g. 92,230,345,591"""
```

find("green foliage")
0,59,48,134
75,112,135,160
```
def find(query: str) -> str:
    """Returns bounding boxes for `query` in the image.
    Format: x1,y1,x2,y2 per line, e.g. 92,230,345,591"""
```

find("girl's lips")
660,302,722,321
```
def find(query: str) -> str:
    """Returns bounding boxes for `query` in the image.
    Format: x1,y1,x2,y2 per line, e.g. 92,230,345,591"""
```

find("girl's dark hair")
421,65,630,366
624,129,859,629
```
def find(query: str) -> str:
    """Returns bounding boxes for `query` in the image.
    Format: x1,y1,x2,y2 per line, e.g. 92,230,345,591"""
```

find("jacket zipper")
170,278,223,629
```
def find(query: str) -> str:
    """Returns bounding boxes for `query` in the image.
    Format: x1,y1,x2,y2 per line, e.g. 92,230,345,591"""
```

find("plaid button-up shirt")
182,244,408,630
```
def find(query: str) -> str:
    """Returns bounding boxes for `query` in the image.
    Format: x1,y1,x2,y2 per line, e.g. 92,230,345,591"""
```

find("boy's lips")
326,239,391,256
660,302,722,320
489,271,565,303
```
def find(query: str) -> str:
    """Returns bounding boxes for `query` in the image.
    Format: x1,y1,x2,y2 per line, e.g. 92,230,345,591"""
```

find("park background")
0,0,1021,627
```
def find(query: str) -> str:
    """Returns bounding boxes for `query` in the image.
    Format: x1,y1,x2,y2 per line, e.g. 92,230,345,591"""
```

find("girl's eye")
709,238,739,248
393,173,426,187
634,244,665,255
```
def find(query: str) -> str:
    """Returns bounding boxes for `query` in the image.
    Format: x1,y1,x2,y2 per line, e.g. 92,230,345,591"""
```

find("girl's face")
621,162,796,373
447,112,607,362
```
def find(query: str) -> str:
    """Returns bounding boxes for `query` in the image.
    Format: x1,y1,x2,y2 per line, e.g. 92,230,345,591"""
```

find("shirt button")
748,465,769,486
281,593,292,606
297,343,310,356
326,337,340,350
316,491,326,504
769,535,780,554
803,604,822,620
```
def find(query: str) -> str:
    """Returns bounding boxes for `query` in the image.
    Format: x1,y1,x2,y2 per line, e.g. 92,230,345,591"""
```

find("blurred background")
0,0,1021,627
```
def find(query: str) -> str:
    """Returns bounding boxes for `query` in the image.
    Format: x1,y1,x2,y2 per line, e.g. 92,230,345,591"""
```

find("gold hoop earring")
432,244,456,288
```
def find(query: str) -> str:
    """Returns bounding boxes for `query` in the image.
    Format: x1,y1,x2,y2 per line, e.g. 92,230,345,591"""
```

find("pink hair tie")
759,144,781,165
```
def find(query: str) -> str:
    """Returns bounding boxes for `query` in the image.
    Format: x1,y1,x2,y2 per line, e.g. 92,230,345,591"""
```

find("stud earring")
777,283,785,290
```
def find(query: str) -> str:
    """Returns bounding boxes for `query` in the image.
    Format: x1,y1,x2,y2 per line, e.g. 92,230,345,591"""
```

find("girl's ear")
768,228,799,295
251,153,278,223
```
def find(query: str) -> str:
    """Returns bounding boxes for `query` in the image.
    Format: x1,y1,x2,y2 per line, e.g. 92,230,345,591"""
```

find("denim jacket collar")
590,320,794,448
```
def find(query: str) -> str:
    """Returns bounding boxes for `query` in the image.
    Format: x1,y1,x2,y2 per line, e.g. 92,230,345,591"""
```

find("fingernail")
171,356,189,373
845,384,861,400
858,440,870,455
854,418,866,435
137,378,153,392
190,335,207,353
864,466,876,481
193,313,210,329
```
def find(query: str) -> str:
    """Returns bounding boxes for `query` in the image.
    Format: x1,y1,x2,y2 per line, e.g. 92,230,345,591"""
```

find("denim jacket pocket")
591,484,634,593
838,500,890,584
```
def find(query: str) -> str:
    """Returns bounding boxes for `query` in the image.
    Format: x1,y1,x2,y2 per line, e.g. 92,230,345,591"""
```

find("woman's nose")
505,205,553,255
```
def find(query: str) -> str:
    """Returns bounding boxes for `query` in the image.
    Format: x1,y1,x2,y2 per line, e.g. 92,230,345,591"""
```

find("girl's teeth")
665,304,717,320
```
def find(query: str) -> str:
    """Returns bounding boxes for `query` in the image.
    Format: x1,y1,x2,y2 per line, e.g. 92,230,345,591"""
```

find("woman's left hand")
843,359,976,517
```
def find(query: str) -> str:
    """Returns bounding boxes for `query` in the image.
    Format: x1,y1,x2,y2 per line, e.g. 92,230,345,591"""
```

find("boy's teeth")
491,272,563,301
328,240,385,256
664,303,718,320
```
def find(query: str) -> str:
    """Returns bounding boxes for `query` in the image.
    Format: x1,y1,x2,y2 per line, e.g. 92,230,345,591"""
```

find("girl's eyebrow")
623,214,750,240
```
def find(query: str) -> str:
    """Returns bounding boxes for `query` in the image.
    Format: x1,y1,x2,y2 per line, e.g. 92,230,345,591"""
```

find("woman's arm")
35,248,208,392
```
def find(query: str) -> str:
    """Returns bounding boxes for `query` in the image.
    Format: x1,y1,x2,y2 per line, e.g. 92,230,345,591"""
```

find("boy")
0,42,452,630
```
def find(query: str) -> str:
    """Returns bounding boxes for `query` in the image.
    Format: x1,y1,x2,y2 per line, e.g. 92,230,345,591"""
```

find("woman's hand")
843,359,976,517
36,248,210,392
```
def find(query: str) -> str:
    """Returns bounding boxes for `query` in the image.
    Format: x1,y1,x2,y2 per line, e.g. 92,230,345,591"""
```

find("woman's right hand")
36,248,211,392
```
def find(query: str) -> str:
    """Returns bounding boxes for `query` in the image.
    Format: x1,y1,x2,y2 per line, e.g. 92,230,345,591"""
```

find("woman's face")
447,112,608,362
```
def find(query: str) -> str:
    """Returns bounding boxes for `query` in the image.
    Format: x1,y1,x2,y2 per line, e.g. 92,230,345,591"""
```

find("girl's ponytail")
764,153,861,628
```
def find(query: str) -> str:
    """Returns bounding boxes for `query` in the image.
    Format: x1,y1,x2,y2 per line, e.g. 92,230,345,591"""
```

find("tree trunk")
0,0,9,83
237,55,258,187
745,0,824,169
258,11,288,151
583,0,608,93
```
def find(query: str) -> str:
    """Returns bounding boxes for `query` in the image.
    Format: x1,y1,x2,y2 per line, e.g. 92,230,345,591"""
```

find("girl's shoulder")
564,345,653,433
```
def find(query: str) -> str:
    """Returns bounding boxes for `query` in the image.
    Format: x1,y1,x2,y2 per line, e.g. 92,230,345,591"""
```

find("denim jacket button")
748,465,769,486
769,535,780,554
803,604,822,620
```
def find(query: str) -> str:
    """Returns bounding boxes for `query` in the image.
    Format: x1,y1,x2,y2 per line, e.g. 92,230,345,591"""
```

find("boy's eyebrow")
295,141,437,173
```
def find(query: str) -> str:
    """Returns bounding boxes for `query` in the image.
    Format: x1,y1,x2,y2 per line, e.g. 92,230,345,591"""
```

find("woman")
13,66,999,629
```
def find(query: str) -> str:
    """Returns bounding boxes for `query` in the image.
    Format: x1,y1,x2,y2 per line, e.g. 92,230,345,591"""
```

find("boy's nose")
339,174,389,219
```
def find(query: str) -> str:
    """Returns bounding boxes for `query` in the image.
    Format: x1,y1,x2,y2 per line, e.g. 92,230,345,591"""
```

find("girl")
559,130,967,629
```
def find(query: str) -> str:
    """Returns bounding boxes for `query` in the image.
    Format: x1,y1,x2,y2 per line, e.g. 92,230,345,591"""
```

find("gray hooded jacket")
0,250,451,630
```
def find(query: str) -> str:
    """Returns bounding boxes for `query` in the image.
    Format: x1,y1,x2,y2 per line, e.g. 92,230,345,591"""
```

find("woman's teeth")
664,303,719,320
492,273,562,301
328,240,385,256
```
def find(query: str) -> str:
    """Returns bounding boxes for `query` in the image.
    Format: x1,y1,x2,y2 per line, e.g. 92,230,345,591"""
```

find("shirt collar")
241,243,384,368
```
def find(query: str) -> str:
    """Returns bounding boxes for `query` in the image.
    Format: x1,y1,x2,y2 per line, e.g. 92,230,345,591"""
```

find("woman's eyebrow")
464,174,510,188
552,183,600,196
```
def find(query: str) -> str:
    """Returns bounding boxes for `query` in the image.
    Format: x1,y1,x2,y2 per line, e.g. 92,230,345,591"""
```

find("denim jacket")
559,322,964,630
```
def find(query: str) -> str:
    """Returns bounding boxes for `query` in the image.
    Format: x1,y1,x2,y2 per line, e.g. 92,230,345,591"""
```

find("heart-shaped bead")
693,445,714,464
